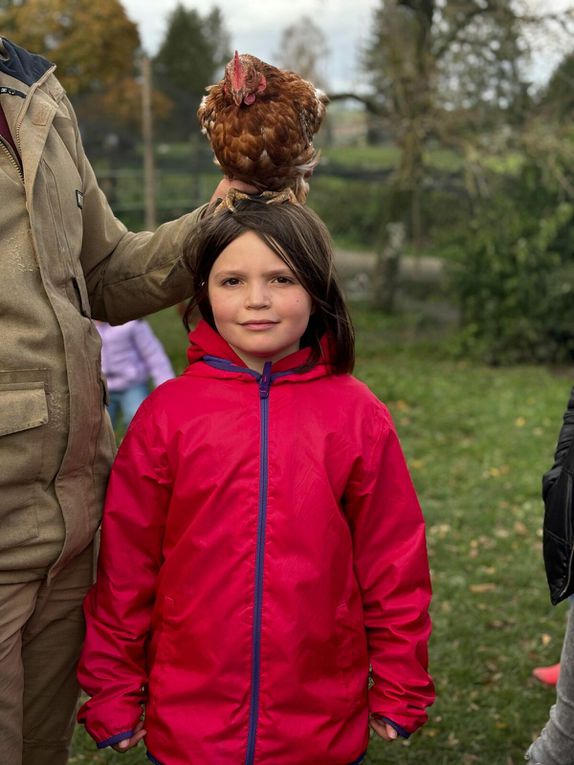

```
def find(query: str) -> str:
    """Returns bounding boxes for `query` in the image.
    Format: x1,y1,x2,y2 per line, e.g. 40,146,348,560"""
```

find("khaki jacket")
0,38,203,582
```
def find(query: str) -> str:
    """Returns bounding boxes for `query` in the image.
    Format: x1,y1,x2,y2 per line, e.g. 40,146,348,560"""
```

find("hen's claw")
259,189,299,205
213,186,300,215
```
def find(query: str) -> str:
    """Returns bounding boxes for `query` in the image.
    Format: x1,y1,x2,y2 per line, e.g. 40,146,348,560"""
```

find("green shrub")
451,197,574,363
308,176,388,247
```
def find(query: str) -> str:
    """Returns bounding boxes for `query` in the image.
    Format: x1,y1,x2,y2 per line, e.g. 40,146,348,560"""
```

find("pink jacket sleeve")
132,320,175,387
344,405,434,734
77,401,171,746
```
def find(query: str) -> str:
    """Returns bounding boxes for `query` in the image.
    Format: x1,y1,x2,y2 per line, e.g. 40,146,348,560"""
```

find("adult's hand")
210,177,259,203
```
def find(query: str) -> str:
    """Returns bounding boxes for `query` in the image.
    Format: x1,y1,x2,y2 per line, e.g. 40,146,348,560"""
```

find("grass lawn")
71,305,570,764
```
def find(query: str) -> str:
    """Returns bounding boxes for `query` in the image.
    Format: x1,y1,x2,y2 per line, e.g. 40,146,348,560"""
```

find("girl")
77,196,434,765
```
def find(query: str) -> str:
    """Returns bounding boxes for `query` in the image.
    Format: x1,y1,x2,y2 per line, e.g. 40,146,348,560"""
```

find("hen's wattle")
198,53,328,203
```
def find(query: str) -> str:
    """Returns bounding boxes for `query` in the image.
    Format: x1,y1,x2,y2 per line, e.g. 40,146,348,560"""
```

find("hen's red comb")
232,51,244,90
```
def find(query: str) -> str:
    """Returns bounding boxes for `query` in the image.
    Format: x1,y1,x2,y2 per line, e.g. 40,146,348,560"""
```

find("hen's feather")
198,54,328,202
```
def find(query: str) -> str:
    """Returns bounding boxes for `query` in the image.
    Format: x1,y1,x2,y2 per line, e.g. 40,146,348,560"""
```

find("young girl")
77,196,434,765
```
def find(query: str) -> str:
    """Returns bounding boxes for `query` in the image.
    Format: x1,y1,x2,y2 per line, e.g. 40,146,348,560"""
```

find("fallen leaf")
484,465,510,478
514,520,528,536
469,583,497,593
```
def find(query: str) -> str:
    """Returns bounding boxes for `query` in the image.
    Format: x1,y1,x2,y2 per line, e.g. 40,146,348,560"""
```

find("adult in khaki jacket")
0,37,248,765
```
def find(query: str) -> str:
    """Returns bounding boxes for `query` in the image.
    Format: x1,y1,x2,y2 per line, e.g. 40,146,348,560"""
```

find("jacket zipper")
0,60,58,185
245,361,272,765
0,136,23,181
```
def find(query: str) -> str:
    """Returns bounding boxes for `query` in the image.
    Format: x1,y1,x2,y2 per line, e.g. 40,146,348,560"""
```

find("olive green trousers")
0,544,94,765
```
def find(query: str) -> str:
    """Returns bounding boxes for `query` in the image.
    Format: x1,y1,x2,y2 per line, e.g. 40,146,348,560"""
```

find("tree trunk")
372,222,406,313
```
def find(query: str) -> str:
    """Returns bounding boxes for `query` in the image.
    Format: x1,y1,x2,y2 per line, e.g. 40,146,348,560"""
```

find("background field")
71,305,571,765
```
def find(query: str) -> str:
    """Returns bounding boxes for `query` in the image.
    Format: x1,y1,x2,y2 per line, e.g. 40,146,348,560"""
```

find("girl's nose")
246,282,270,308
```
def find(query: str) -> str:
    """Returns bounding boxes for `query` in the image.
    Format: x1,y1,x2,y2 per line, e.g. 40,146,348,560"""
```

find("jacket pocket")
0,378,49,549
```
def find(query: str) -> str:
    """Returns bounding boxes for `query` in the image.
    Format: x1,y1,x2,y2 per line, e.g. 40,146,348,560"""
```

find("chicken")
198,52,328,205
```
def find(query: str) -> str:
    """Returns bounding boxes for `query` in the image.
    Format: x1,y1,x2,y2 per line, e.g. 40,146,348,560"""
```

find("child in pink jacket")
95,320,174,429
78,196,434,765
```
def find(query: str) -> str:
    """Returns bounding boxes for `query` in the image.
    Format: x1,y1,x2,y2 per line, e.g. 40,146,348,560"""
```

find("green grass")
71,306,571,764
322,143,400,169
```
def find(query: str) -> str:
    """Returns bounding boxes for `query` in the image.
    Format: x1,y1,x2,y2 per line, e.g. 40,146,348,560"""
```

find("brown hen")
198,52,328,203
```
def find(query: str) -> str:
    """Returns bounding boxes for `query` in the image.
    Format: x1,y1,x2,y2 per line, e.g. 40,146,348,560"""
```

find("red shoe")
532,663,560,686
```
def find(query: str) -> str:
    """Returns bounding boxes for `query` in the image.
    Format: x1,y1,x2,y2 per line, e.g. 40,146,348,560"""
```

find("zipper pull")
259,361,272,399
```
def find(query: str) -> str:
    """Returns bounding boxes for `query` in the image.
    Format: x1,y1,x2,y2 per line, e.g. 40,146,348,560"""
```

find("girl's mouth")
240,321,278,330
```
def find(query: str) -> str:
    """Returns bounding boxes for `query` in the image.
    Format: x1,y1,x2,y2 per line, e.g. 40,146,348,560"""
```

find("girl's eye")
273,276,296,285
221,277,241,286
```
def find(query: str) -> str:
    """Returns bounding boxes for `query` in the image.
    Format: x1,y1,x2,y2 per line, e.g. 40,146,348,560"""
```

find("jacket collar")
0,38,53,87
185,320,332,381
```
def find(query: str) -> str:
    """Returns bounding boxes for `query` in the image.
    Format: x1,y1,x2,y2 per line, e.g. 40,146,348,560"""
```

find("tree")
153,3,231,141
362,0,574,309
538,50,574,122
0,0,146,151
364,0,435,279
0,0,140,95
275,16,329,91
365,0,574,181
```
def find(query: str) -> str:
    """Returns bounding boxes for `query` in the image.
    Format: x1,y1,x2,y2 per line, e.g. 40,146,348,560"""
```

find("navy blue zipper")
244,361,272,765
202,356,313,763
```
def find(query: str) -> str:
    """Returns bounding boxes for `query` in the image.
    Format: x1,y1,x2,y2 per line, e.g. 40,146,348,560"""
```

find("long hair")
182,198,355,373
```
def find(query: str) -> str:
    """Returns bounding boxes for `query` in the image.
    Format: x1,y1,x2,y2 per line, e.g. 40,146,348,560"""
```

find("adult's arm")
59,94,252,323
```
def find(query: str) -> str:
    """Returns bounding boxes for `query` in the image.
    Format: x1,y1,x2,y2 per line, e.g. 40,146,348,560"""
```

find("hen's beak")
232,89,245,106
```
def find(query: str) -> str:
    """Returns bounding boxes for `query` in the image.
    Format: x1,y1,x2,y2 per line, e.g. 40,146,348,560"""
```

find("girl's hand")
369,715,398,742
111,720,147,752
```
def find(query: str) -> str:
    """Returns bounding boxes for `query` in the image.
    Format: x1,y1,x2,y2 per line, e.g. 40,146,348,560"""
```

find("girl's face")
207,231,313,372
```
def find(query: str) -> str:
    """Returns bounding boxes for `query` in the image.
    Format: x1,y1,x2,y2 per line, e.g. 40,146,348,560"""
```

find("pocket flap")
0,385,48,437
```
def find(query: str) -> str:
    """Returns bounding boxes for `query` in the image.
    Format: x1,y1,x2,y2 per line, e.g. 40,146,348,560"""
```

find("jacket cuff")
373,715,411,738
96,729,134,749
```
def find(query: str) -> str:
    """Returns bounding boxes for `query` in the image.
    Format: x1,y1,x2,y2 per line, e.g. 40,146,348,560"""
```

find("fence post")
141,55,157,230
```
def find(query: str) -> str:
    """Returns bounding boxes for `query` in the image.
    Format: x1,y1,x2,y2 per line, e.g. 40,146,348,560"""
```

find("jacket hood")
185,319,332,381
0,37,53,87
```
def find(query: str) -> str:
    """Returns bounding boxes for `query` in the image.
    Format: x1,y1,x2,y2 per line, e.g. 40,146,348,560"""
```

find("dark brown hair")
182,197,355,373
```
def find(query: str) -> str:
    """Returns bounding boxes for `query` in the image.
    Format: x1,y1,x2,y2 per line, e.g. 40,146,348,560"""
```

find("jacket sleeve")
542,386,574,501
60,95,207,324
77,399,171,746
132,320,175,387
344,406,434,734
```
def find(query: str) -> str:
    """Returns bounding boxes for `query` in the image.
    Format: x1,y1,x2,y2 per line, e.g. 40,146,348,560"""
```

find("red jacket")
77,321,434,765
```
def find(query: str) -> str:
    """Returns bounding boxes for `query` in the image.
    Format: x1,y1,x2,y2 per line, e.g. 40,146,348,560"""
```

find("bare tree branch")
326,92,389,116
433,5,491,61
